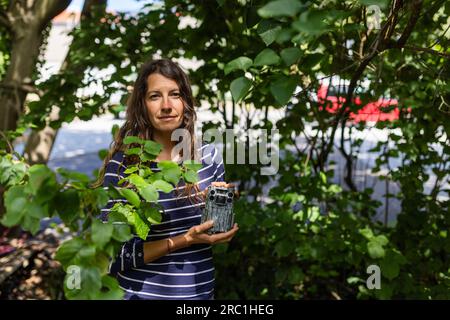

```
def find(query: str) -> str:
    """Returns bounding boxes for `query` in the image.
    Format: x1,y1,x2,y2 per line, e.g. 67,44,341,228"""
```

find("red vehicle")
317,84,401,122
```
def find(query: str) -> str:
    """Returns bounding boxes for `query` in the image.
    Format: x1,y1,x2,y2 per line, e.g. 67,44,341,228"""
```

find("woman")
96,58,239,300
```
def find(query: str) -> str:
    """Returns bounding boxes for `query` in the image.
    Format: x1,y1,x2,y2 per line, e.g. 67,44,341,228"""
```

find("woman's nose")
161,96,173,111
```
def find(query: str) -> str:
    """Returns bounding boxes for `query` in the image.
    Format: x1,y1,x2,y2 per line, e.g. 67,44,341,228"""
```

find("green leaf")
258,23,282,46
140,152,157,162
141,167,153,178
0,158,26,187
258,0,304,18
125,147,141,156
183,170,199,183
95,253,111,275
224,56,253,75
64,267,102,300
375,283,393,300
183,160,203,172
142,205,162,224
380,256,400,280
123,136,144,145
2,185,28,226
373,235,389,246
98,149,108,161
307,207,320,223
139,184,159,202
111,124,120,138
112,223,132,242
253,48,280,67
359,227,374,240
280,47,302,66
275,239,294,257
161,167,182,186
301,52,323,69
93,188,109,209
27,202,47,219
288,266,305,284
144,140,162,156
123,166,139,174
106,186,123,201
28,164,57,196
367,241,385,259
269,75,298,106
128,173,148,189
91,220,114,249
156,160,179,170
292,10,329,36
108,207,128,224
275,28,295,44
78,245,96,262
132,211,150,239
22,202,48,235
95,275,124,300
147,171,164,183
119,188,141,208
230,77,252,102
152,180,173,193
22,215,41,235
55,238,85,266
347,277,363,284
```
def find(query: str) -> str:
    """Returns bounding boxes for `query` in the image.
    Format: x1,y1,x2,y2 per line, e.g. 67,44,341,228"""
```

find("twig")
403,45,450,59
428,23,450,48
0,83,43,97
0,130,14,154
396,0,423,47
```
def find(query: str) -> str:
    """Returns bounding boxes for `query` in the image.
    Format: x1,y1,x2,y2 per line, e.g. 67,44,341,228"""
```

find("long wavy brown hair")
93,58,203,203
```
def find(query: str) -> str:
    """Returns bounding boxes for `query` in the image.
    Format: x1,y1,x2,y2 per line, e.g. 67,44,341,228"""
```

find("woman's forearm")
143,234,190,264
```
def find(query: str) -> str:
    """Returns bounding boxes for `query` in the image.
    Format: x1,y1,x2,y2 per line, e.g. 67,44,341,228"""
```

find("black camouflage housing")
201,185,235,234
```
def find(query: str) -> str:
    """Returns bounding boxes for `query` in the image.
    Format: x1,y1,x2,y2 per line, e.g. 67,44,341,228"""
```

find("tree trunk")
0,0,72,133
23,0,107,165
0,27,43,132
23,106,60,163
0,1,71,221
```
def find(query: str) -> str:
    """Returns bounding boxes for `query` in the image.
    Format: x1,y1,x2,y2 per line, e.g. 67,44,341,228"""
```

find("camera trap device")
201,185,235,234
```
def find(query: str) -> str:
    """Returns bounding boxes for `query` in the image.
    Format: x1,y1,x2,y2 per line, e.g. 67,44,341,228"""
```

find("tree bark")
0,0,72,133
23,0,107,165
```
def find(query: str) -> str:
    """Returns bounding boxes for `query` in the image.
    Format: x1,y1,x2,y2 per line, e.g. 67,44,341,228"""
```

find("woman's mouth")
158,115,178,122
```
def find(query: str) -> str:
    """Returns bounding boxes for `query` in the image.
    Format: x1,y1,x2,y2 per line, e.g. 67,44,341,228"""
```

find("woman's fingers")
208,223,239,243
211,181,235,188
192,220,214,234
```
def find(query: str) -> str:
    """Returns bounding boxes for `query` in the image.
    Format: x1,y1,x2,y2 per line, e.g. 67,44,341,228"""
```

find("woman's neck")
153,130,176,161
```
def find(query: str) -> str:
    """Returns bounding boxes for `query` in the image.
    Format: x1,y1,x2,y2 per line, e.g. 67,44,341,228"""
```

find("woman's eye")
150,95,159,99
171,92,180,97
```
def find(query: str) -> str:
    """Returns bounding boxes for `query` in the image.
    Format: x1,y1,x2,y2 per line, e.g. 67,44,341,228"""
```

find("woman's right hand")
183,220,239,246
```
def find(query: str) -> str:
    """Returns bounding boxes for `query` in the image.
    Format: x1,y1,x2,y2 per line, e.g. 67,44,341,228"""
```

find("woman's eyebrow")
147,89,180,94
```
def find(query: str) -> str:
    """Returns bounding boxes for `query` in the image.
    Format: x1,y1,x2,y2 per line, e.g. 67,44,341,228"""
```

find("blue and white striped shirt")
101,143,225,300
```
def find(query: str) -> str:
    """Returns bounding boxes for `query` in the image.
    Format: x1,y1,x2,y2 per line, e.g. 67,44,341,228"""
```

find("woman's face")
145,73,184,133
